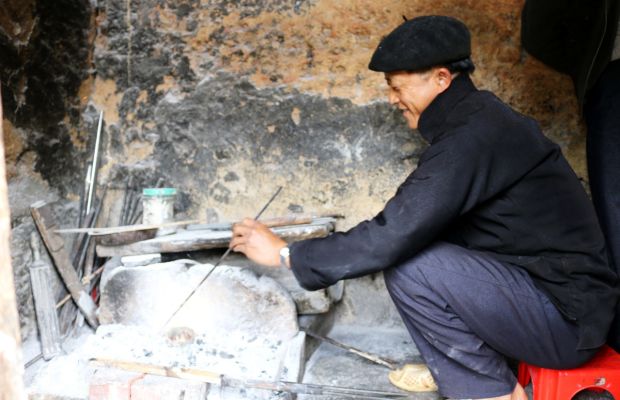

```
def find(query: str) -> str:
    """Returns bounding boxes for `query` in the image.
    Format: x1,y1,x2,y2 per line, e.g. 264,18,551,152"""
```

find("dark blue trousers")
384,242,598,399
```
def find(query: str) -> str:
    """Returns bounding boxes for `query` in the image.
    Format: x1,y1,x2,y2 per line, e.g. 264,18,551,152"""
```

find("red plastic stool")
518,345,620,399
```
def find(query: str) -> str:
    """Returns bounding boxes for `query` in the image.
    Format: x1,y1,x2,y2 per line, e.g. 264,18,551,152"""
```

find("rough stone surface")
242,259,342,315
0,0,95,193
333,272,405,327
99,261,299,341
88,0,589,232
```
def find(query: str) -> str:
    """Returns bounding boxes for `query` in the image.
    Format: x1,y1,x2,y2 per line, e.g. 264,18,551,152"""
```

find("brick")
88,368,144,400
130,375,207,400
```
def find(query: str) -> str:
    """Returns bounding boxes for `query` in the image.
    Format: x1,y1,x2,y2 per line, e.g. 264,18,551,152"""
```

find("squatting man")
229,15,619,400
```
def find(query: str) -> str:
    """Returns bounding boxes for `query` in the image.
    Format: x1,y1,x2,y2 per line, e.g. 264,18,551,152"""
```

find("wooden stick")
95,222,333,258
30,202,99,329
90,358,413,399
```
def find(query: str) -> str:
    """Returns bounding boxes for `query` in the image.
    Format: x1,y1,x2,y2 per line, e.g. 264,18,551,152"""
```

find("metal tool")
86,111,104,215
303,329,399,370
161,186,283,329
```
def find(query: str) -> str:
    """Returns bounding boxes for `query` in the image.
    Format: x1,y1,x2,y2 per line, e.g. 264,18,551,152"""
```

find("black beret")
369,15,471,72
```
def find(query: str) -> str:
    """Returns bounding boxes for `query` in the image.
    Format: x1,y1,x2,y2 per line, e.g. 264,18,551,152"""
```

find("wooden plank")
55,218,200,235
29,233,62,360
55,214,317,235
30,202,99,329
0,82,26,400
96,220,334,257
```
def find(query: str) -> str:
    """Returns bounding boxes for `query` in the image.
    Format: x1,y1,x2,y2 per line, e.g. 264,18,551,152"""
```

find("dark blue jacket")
290,74,619,350
521,0,620,105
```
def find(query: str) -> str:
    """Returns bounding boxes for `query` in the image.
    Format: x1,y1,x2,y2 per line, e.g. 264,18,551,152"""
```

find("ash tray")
95,228,158,246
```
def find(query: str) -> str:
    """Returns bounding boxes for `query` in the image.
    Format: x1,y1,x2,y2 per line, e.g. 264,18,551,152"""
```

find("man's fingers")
229,235,246,249
231,243,246,254
242,217,257,225
232,223,252,237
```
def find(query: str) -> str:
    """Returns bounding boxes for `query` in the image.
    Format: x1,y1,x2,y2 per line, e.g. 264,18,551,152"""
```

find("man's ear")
435,67,453,92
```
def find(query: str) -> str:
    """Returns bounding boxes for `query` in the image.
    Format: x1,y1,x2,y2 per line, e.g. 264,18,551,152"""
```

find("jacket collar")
417,73,477,142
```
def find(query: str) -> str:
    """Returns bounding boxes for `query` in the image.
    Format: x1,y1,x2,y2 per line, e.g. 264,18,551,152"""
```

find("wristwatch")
279,246,290,269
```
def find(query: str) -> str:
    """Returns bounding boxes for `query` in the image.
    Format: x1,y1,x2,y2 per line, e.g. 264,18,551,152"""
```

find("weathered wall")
0,0,95,339
90,0,585,226
1,0,587,334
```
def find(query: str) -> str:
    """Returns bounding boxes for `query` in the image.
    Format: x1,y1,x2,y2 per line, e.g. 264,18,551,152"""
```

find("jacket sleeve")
289,124,539,290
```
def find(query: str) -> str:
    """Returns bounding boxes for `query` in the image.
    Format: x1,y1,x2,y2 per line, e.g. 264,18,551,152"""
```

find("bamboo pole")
0,85,26,400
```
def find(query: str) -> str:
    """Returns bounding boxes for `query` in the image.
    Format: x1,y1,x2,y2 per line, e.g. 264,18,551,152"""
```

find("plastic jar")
142,188,176,225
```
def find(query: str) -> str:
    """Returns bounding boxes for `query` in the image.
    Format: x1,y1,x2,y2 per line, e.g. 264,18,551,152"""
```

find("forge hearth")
26,261,308,399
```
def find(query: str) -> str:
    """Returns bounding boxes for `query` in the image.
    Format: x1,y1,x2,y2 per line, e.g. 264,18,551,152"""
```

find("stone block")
245,262,344,315
98,260,298,342
278,331,306,383
92,261,305,391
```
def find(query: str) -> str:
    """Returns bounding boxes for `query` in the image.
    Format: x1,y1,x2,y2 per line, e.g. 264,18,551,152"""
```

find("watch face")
280,246,290,257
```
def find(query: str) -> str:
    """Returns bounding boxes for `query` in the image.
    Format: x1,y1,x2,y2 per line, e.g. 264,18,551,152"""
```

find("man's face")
385,68,451,129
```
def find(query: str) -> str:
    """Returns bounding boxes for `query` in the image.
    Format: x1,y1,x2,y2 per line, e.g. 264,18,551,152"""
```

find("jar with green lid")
142,188,176,225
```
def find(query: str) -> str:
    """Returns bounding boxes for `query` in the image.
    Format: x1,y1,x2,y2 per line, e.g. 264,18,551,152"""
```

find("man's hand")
230,218,288,268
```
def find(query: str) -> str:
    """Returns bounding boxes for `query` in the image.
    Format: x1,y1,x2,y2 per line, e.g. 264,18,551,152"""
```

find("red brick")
88,368,144,400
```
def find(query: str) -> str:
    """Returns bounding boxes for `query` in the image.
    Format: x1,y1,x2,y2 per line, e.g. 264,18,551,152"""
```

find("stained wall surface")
89,0,586,226
1,0,587,336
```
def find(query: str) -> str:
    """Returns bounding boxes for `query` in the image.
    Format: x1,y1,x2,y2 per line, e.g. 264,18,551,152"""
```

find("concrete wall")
1,0,587,336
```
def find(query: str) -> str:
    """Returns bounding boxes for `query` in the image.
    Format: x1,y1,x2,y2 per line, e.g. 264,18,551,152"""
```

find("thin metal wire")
160,186,283,330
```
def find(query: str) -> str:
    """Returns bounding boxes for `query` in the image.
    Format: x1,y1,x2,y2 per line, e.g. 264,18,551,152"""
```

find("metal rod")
86,111,104,214
76,190,106,276
80,165,92,227
120,176,133,225
303,329,398,370
160,186,283,330
126,192,141,226
224,376,413,398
